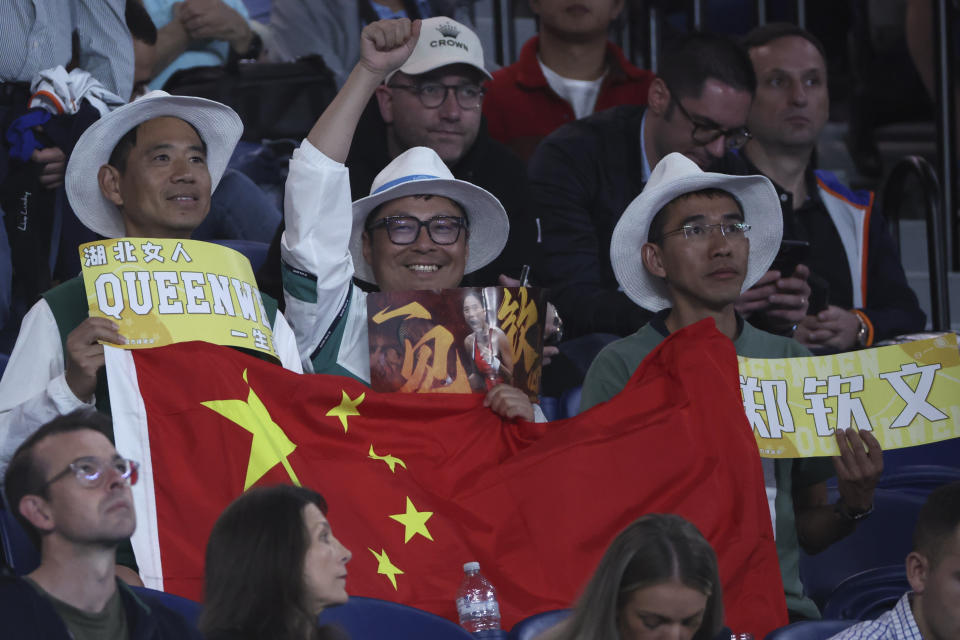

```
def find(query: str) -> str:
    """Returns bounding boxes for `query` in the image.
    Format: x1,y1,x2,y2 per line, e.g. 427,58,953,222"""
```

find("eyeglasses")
366,215,468,245
389,83,486,109
39,456,140,492
657,222,751,242
668,89,752,151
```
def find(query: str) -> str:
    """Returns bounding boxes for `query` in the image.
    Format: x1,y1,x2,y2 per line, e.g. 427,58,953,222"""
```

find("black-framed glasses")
389,83,486,109
39,456,140,492
668,88,752,151
658,222,751,242
366,215,468,245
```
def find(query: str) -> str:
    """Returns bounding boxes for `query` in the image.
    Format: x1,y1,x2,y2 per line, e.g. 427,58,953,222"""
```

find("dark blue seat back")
508,609,571,640
131,586,203,627
210,239,270,274
881,438,960,471
0,499,40,575
799,488,923,607
764,620,857,640
876,464,960,496
821,565,909,620
317,595,476,639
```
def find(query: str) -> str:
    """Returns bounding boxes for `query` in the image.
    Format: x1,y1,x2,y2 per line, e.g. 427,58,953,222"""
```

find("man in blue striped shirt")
828,481,960,640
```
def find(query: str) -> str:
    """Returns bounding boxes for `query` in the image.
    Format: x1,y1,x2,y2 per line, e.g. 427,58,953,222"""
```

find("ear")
906,551,929,594
641,242,666,279
647,78,671,117
528,0,541,16
361,230,374,267
19,495,54,535
98,164,124,208
375,85,394,125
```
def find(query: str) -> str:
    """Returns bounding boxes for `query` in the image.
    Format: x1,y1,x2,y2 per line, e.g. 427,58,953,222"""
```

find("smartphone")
770,239,810,277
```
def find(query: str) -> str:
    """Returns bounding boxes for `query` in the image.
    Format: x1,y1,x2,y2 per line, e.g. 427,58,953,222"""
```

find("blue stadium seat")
0,498,40,575
764,620,856,640
210,239,271,274
881,438,960,471
131,586,202,627
876,464,960,496
799,488,924,608
821,565,909,621
508,609,570,640
317,596,476,639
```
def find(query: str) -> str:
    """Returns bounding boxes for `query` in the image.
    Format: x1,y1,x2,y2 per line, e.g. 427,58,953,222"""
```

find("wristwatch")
834,499,873,522
855,313,869,347
237,31,263,61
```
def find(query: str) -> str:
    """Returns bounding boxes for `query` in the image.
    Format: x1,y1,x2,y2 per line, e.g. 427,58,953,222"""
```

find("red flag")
108,319,787,637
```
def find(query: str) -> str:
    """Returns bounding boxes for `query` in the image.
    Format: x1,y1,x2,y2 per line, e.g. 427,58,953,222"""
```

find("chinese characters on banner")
740,334,960,457
79,238,278,358
366,287,547,400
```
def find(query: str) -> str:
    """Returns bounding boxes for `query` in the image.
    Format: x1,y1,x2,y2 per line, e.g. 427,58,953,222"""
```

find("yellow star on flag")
326,390,365,433
368,548,404,590
201,369,300,490
389,497,434,543
368,445,407,473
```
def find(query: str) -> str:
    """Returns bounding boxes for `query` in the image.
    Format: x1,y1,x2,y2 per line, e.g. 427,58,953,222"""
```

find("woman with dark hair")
200,485,353,640
462,290,514,392
539,514,724,640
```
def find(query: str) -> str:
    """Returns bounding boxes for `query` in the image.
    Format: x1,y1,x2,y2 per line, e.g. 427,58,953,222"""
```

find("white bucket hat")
385,17,491,83
350,146,509,284
610,152,783,311
65,90,243,238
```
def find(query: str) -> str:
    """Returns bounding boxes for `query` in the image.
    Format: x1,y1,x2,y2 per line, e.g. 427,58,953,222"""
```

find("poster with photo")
366,287,547,400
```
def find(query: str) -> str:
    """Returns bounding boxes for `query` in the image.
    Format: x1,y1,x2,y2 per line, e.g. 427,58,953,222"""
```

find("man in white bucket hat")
281,19,538,421
580,152,883,620
0,91,302,486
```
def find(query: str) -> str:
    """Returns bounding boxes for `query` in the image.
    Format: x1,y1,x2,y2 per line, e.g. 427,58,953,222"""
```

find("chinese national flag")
107,319,787,637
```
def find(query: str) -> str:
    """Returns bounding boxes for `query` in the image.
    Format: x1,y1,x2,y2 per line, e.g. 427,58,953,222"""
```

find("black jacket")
529,105,653,338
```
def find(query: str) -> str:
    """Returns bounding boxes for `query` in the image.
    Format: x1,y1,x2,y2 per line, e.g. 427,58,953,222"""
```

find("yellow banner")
79,238,277,358
740,334,960,458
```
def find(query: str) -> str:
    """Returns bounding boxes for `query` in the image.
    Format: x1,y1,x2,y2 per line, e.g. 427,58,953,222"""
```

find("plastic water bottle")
456,561,501,633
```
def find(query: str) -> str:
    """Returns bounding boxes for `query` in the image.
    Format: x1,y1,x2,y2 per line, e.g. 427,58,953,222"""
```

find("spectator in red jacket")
482,0,654,161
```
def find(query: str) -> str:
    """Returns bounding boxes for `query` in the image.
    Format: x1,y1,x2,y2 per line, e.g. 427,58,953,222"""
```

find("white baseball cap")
386,17,491,83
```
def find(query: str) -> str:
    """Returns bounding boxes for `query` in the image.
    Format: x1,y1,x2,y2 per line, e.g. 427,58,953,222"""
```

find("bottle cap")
463,561,480,572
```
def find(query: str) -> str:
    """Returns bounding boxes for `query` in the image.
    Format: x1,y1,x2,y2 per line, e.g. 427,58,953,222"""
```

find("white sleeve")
0,300,93,478
271,311,304,373
280,140,357,368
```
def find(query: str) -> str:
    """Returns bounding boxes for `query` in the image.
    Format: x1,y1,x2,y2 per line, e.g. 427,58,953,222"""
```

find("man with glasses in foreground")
580,152,883,621
529,32,810,343
1,409,202,638
281,18,539,421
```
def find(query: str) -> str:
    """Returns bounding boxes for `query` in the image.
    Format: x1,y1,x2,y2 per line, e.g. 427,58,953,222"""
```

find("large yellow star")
326,390,365,433
201,369,300,490
368,445,407,473
389,497,434,543
368,548,404,590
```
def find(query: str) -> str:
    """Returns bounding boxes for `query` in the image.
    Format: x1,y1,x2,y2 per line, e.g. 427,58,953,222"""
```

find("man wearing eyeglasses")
735,24,925,351
528,32,811,349
580,153,883,622
1,409,202,638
